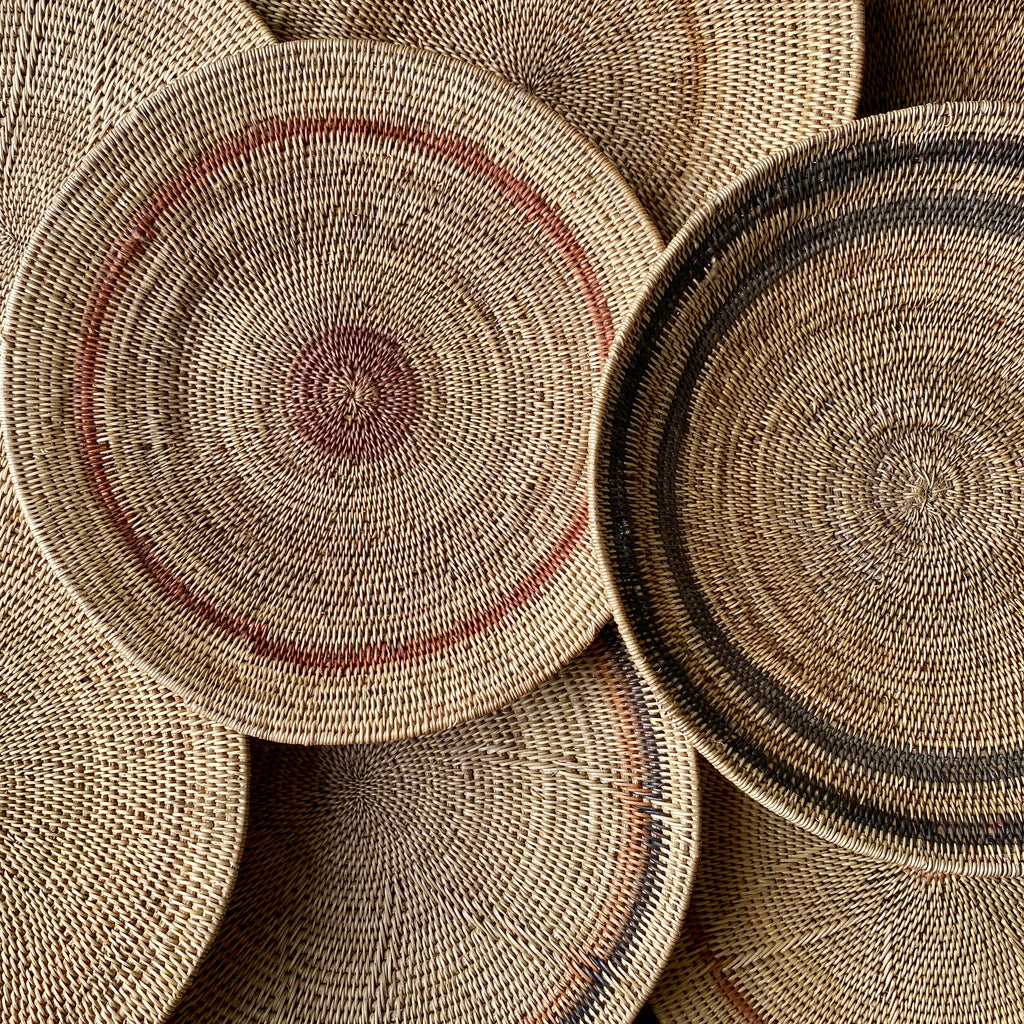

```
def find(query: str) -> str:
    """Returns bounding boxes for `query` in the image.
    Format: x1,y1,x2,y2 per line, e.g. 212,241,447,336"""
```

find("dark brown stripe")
539,628,674,1024
657,196,1024,786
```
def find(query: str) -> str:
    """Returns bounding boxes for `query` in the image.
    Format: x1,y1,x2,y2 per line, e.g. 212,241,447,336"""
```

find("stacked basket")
3,2,1024,1023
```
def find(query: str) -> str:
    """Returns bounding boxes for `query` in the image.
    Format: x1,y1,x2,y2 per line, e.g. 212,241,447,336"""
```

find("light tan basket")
592,103,1024,874
169,627,699,1024
2,38,661,745
0,453,248,1023
249,0,862,239
0,0,271,305
651,761,1024,1024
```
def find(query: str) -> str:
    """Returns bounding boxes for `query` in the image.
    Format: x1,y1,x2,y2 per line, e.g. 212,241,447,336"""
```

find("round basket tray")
592,103,1024,874
168,628,699,1024
2,38,661,744
0,459,247,1023
651,761,1024,1024
249,0,861,238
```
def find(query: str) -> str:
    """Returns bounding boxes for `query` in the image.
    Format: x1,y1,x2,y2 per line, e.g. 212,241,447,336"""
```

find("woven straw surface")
0,0,271,305
0,453,248,1023
168,627,699,1024
249,0,861,239
650,761,1024,1024
592,103,1024,875
861,1,1024,115
2,38,660,745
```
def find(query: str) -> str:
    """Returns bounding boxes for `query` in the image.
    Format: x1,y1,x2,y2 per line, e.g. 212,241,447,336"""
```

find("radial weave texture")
0,455,248,1023
650,762,1024,1024
168,628,699,1024
861,1,1024,115
250,0,861,239
2,38,661,745
592,103,1024,874
0,0,271,305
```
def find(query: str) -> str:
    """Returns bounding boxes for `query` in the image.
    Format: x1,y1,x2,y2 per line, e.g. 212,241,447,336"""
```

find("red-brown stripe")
685,912,777,1024
523,638,658,1023
74,115,614,669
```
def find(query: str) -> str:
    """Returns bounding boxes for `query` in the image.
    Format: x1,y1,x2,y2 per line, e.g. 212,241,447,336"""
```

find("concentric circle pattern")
592,103,1024,873
0,0,271,304
285,326,420,462
862,1,1024,115
249,0,861,239
0,457,247,1023
168,628,699,1024
2,39,661,744
650,762,1024,1024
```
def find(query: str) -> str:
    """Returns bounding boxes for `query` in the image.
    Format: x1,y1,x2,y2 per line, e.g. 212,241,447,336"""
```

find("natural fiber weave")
249,0,861,239
2,38,660,745
0,453,248,1023
861,1,1024,115
168,627,699,1024
0,0,271,305
592,103,1024,874
650,761,1024,1024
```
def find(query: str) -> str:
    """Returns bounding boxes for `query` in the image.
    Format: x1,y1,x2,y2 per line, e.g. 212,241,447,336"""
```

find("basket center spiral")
320,746,431,840
817,407,1024,597
857,424,984,555
285,325,420,462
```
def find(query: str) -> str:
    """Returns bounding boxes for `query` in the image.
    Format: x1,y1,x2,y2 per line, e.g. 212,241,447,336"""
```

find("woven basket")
249,0,861,239
168,627,699,1024
592,103,1024,875
2,38,661,745
862,1,1024,115
0,455,248,1022
0,0,271,307
650,761,1024,1024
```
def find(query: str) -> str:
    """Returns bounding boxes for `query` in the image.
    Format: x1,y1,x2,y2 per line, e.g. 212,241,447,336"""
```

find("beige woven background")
861,0,1024,113
0,0,271,304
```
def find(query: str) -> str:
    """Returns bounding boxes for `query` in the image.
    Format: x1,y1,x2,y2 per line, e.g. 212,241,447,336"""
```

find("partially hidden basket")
249,0,862,238
862,1,1024,114
592,103,1024,874
0,0,271,304
0,454,248,1023
168,627,699,1024
650,761,1024,1024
